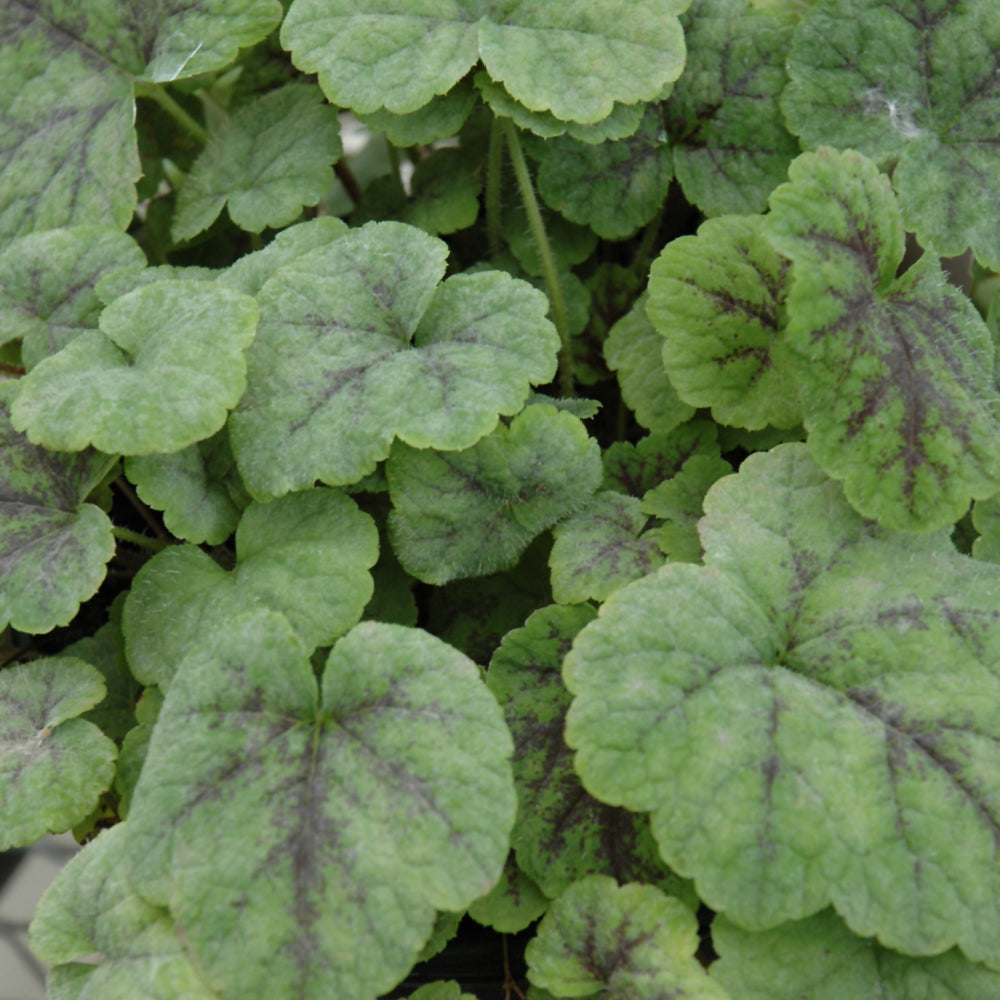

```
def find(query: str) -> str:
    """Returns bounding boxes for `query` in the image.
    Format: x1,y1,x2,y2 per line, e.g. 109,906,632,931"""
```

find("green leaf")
407,983,478,1000
0,227,145,368
11,280,258,454
122,487,378,688
712,909,1000,1000
781,0,1000,266
666,0,799,216
29,824,216,1000
476,73,646,144
765,147,1000,530
565,443,1000,962
387,405,602,585
0,658,116,849
490,606,695,903
173,83,343,240
549,493,664,604
0,1,281,242
358,80,478,146
229,222,559,498
281,1,688,124
0,404,115,633
972,495,1000,563
468,854,549,933
525,876,727,999
604,294,697,434
602,422,723,498
125,611,515,1000
535,108,673,240
124,429,246,545
647,214,799,429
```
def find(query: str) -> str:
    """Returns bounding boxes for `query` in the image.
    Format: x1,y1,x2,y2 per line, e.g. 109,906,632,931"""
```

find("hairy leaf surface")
0,659,116,849
125,612,515,1000
765,147,1000,530
565,443,1000,962
229,222,558,498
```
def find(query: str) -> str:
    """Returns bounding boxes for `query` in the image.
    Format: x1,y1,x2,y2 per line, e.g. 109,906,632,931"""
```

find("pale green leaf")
387,405,602,585
125,611,515,1000
0,658,116,849
468,854,549,933
11,280,258,455
358,80,478,146
173,83,342,240
602,422,723,498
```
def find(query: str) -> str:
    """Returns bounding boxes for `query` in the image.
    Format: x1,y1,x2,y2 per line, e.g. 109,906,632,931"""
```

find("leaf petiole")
133,81,209,145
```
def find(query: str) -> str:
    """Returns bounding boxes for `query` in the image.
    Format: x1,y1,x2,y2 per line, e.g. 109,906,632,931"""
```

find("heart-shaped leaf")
11,280,258,455
125,611,515,1000
229,222,559,498
565,443,1000,963
0,658,116,849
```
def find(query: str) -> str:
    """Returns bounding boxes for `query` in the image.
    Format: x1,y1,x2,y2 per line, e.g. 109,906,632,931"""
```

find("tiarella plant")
3,0,1000,998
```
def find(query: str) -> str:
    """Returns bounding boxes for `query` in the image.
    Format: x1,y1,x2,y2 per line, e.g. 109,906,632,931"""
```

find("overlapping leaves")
124,611,515,1000
565,443,1000,964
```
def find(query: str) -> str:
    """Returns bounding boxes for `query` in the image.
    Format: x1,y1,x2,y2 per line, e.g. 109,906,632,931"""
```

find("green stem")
631,204,666,281
486,118,505,263
501,119,574,397
134,81,209,145
112,525,168,552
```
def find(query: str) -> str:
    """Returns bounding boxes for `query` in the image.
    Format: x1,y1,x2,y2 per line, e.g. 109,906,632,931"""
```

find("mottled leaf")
648,214,799,429
0,658,116,849
122,488,378,688
712,909,1000,1000
765,147,1000,530
0,227,145,368
173,83,342,240
281,0,687,124
972,495,1000,563
535,107,673,240
11,280,258,455
550,493,664,604
782,0,1000,266
29,824,216,1000
125,611,515,1000
0,404,115,633
490,606,695,904
565,443,1000,962
602,422,723,498
666,0,799,216
525,876,726,999
387,405,602,585
229,222,558,498
468,854,549,933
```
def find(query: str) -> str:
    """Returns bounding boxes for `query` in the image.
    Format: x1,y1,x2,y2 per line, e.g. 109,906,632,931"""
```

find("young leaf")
765,147,1000,530
0,403,115,634
173,83,343,240
604,295,696,435
712,909,1000,1000
489,606,694,903
11,280,258,455
602,422,723,498
535,107,673,240
0,1,281,241
647,214,799,430
468,854,549,933
0,658,116,849
125,611,515,1000
29,824,217,1000
386,405,602,585
358,80,479,147
782,0,1000,266
0,227,145,368
525,876,727,999
666,0,799,216
230,221,559,497
281,0,687,124
549,493,664,604
406,983,478,1000
564,443,1000,963
122,487,378,688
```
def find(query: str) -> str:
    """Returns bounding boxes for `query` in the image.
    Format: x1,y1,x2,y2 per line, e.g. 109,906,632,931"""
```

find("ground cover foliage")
2,0,1000,997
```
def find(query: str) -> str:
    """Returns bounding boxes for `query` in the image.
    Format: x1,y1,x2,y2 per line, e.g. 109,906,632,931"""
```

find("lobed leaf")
387,405,602,585
125,611,515,1000
11,280,258,455
0,658,116,849
765,147,1000,530
229,222,559,498
565,443,1000,962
